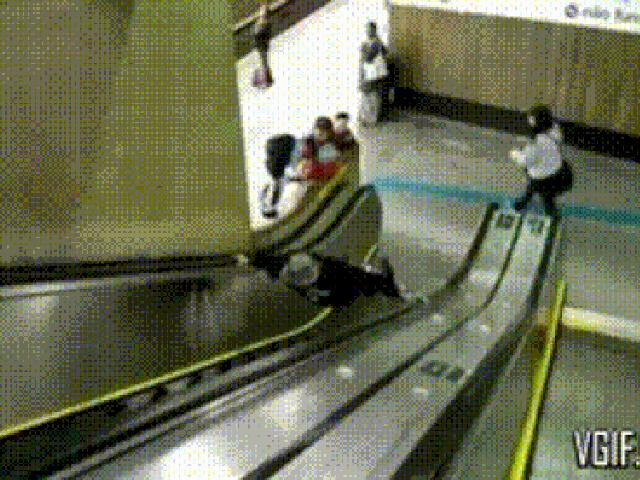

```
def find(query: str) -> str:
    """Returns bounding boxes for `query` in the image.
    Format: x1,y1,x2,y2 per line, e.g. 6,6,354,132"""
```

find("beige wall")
229,0,265,25
1,0,251,264
390,7,640,136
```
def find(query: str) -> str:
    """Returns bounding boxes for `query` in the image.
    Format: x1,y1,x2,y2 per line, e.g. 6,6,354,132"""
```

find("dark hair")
336,112,349,120
367,22,377,33
528,105,554,137
314,116,334,132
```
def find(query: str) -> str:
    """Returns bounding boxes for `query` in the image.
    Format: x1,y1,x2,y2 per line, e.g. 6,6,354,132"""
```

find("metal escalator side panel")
435,210,522,321
269,186,363,256
310,186,382,267
270,215,551,480
380,214,553,479
86,209,521,479
67,307,458,480
437,220,565,480
0,268,332,442
251,164,358,254
46,204,503,479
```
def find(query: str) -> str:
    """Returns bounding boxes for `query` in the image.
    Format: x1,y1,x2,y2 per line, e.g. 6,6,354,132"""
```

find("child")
300,117,339,162
334,112,356,150
510,105,572,217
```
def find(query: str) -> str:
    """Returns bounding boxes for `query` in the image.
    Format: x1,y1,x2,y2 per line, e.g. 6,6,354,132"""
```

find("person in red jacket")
298,117,342,181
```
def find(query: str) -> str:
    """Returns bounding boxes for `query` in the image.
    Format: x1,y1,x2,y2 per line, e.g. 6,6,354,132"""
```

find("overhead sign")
392,0,640,34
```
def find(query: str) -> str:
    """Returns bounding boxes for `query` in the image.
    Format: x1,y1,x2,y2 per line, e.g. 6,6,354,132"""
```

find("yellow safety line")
506,279,567,480
0,306,333,440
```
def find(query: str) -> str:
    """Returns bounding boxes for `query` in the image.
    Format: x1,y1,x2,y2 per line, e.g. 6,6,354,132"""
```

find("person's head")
280,253,320,287
313,116,335,142
335,112,350,130
366,21,378,39
527,105,554,136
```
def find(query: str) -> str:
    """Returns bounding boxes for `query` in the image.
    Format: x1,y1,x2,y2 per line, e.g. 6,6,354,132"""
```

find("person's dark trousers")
272,178,283,205
514,177,559,217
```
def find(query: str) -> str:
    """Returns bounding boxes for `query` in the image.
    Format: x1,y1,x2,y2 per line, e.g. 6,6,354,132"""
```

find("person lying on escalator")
262,253,401,307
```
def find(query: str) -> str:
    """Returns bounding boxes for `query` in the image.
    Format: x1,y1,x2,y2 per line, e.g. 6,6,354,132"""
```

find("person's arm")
549,123,563,143
380,41,389,58
510,142,537,170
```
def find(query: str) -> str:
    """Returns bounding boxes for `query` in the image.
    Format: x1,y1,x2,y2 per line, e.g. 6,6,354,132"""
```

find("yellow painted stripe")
0,306,332,440
562,307,640,342
506,279,567,480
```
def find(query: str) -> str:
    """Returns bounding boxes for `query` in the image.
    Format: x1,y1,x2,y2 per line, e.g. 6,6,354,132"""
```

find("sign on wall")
393,0,640,34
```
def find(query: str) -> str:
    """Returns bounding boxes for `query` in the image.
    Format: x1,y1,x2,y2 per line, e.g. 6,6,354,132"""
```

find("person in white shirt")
510,105,568,216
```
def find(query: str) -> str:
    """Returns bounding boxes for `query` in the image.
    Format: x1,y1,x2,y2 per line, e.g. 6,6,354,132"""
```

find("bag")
265,134,296,179
358,92,381,126
363,54,388,82
260,180,282,218
252,67,273,87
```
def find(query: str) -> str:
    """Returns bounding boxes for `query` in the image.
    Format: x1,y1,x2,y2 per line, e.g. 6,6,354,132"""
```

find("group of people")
260,113,357,218
253,5,571,218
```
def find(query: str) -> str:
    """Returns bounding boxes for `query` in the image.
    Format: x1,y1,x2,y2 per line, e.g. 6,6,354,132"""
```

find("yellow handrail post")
506,279,567,480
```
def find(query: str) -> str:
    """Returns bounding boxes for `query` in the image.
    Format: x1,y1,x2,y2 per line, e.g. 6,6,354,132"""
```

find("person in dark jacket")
359,22,391,123
510,105,572,217
253,2,273,88
260,134,297,218
272,252,401,307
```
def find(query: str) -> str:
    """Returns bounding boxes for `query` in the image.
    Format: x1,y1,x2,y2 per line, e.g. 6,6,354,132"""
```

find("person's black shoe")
378,256,401,297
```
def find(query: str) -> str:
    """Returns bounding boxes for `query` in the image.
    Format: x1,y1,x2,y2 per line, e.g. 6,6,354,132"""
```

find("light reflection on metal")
336,365,355,379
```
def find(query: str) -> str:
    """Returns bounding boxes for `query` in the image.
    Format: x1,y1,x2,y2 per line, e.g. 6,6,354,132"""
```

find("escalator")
0,186,489,478
1,180,562,479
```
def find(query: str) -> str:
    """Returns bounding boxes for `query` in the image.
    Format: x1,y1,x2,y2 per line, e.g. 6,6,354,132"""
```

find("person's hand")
509,148,525,166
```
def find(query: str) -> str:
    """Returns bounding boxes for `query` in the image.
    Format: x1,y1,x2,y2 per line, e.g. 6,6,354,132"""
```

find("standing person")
334,112,356,151
358,22,390,125
510,105,573,217
253,1,273,89
260,134,296,218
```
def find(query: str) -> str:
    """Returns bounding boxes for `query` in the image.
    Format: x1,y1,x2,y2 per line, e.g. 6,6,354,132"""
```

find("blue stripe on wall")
372,178,640,227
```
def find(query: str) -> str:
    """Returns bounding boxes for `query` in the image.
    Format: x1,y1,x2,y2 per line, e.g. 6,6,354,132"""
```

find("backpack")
265,134,296,179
